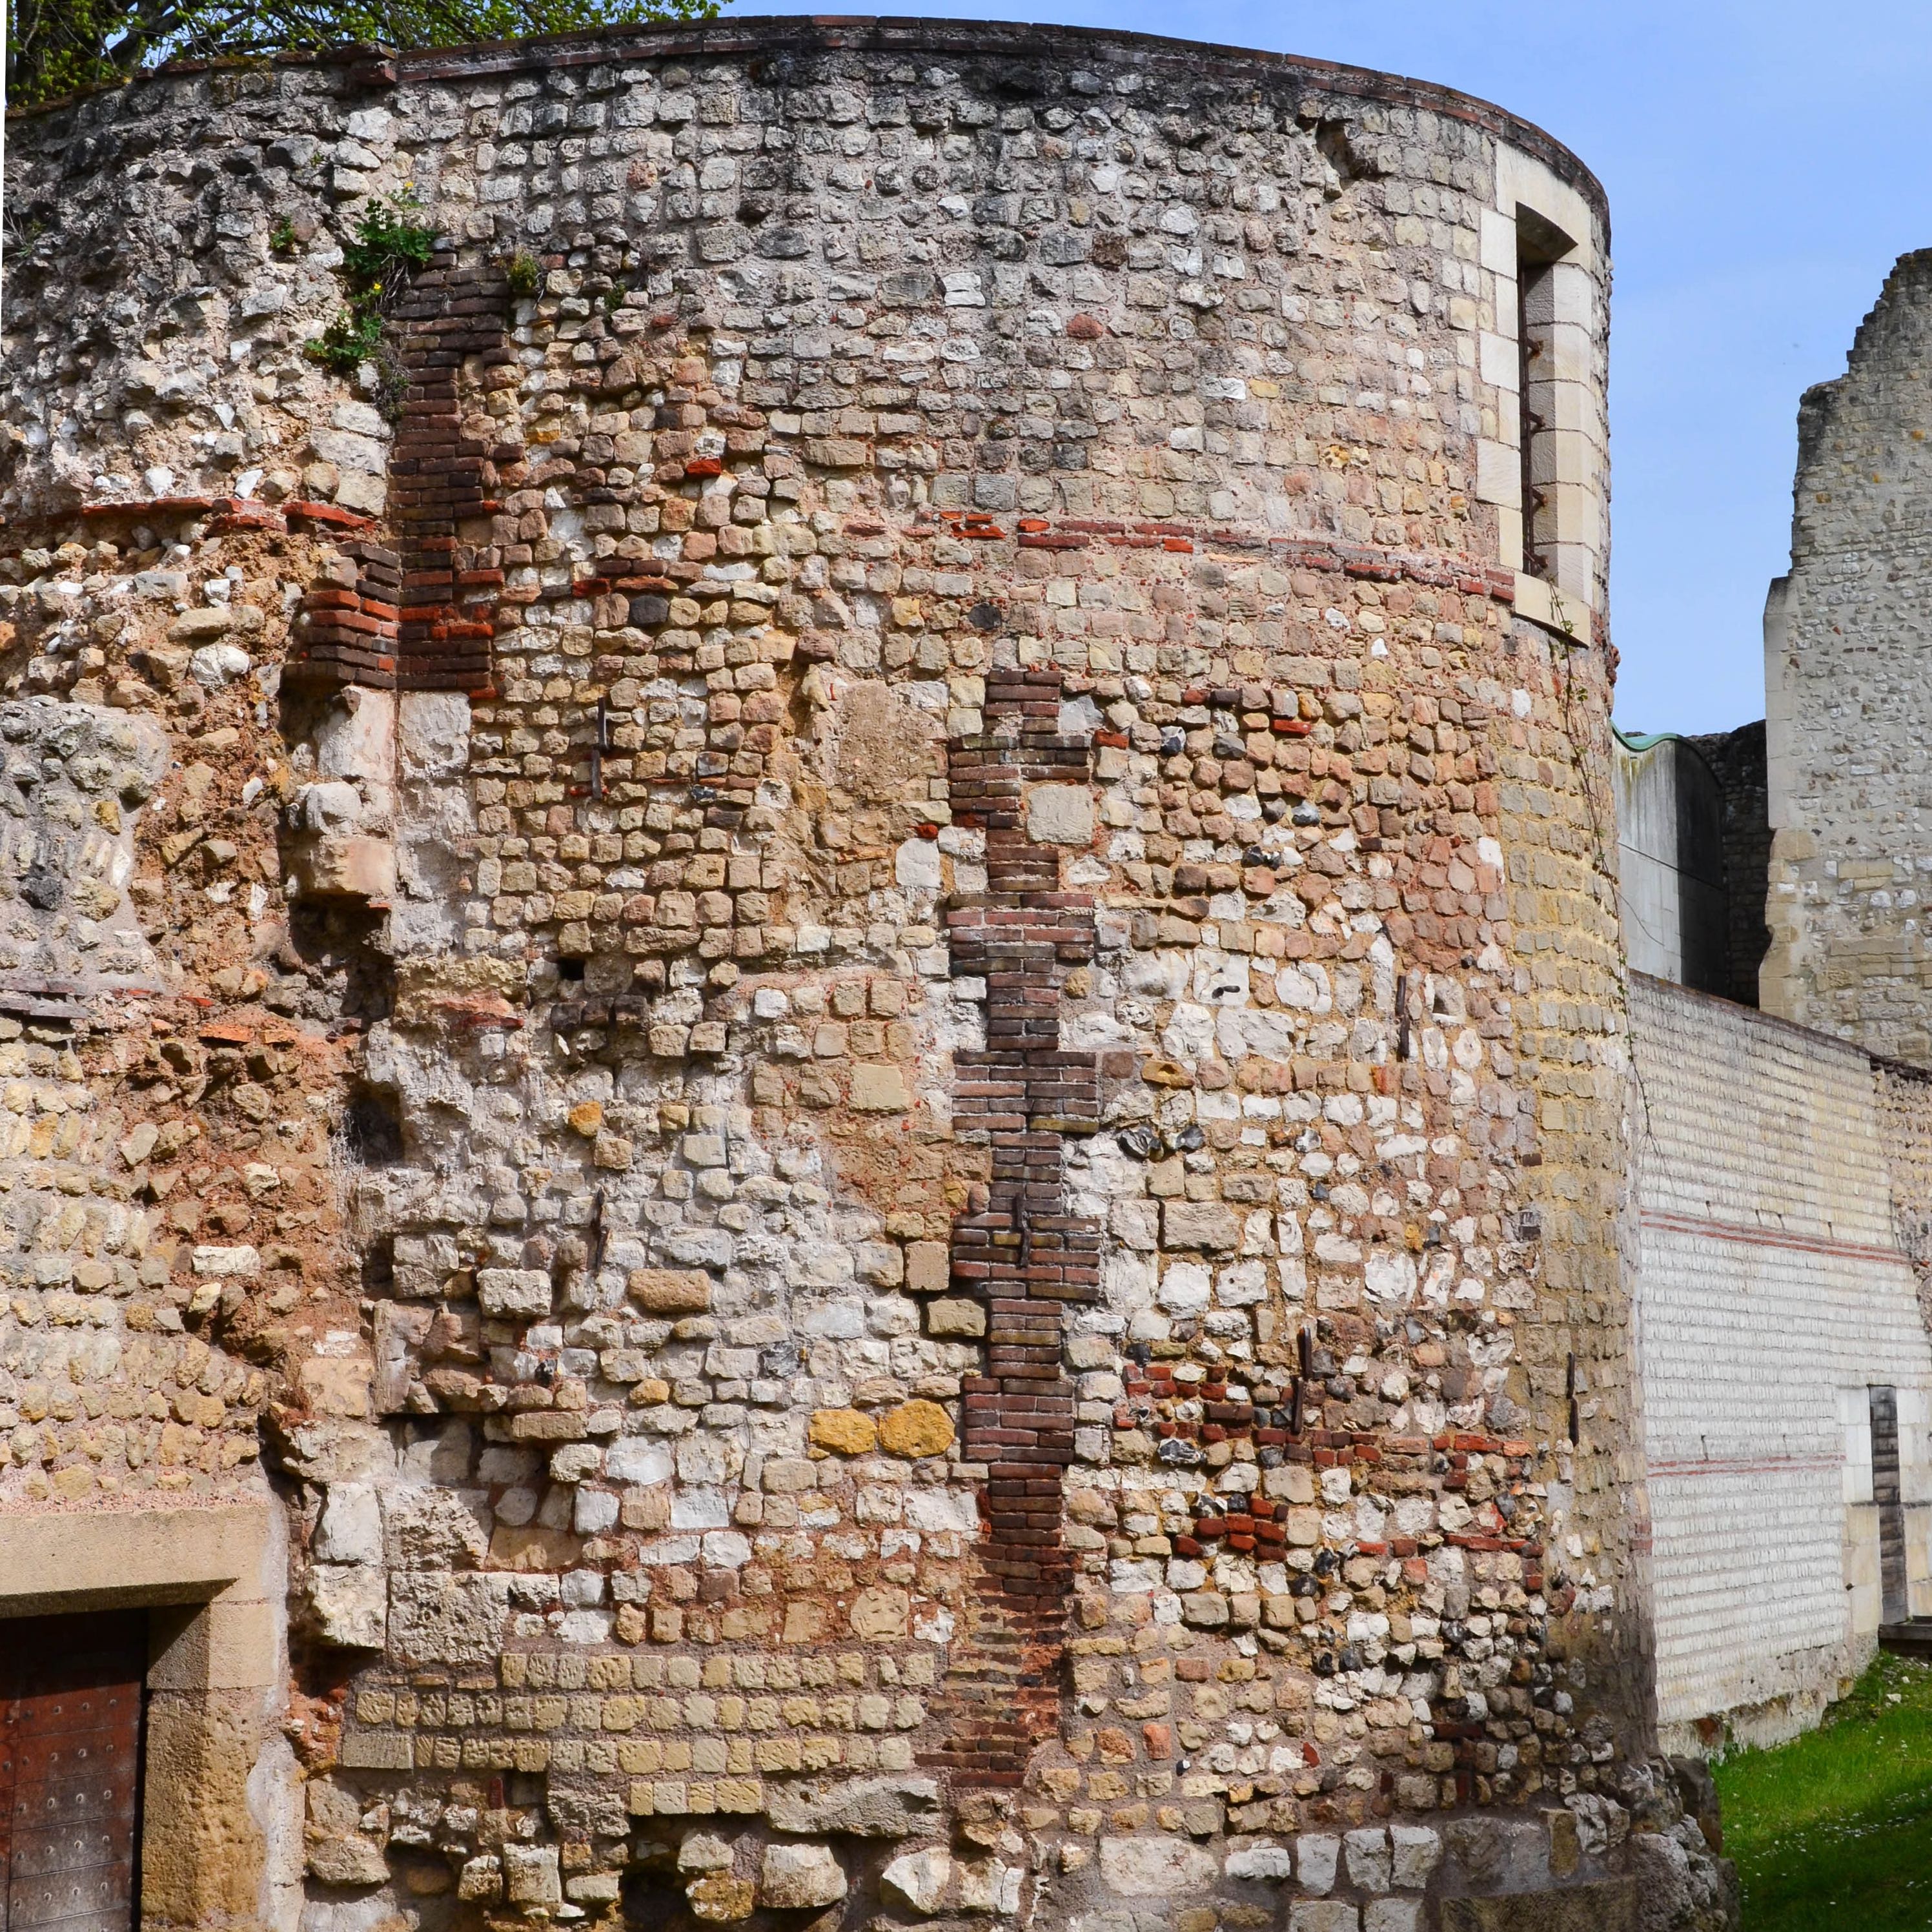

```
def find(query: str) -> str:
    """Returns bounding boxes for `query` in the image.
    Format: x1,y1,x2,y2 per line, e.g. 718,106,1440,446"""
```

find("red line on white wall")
1640,1207,1906,1268
1648,1455,1844,1478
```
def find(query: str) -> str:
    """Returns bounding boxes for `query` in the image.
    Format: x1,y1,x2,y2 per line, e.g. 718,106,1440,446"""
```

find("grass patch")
1715,1651,1932,1929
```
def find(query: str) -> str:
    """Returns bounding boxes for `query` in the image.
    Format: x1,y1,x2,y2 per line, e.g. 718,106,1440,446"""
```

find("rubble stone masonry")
1765,248,1932,1061
0,20,1733,1932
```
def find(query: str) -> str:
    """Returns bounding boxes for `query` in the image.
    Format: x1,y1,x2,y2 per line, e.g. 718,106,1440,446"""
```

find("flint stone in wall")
385,1571,512,1666
764,1774,941,1838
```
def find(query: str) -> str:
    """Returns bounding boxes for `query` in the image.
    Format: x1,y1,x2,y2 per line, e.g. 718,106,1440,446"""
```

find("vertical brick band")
289,251,508,694
923,667,1099,1785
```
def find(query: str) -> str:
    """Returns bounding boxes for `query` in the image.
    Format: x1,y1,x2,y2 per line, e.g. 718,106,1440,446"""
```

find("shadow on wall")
1613,724,1770,1004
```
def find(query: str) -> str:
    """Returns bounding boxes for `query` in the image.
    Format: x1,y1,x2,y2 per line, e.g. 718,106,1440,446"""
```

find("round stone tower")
0,20,1734,1932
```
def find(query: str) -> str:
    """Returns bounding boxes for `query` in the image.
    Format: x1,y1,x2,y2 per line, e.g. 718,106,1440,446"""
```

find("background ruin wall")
1764,248,1932,1060
0,21,1733,1932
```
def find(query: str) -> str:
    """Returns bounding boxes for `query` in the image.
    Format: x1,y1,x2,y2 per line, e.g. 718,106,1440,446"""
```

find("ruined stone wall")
1,20,1731,1932
1629,975,1932,1752
1764,250,1932,1063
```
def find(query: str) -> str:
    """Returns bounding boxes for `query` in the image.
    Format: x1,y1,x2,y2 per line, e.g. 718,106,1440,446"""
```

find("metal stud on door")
0,1614,147,1932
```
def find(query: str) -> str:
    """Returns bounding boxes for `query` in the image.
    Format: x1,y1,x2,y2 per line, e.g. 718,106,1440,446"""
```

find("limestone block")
1162,1201,1241,1251
289,833,398,900
1297,1835,1339,1893
456,1856,502,1901
478,1268,553,1318
1389,1825,1441,1887
926,1298,986,1337
687,1874,755,1922
758,1842,844,1909
905,1240,950,1292
1345,1827,1392,1891
881,1846,951,1913
307,1563,386,1649
764,1774,941,1837
192,1245,260,1277
313,1484,381,1564
1364,1904,1421,1932
1028,783,1094,846
849,1586,908,1639
503,1845,561,1907
1289,1906,1359,1932
1223,1845,1293,1880
629,1268,713,1314
300,1358,371,1419
850,1062,911,1111
1097,1836,1218,1896
879,1399,955,1458
168,607,238,642
307,1836,388,1887
1439,1879,1637,1931
385,1571,512,1667
809,1408,876,1454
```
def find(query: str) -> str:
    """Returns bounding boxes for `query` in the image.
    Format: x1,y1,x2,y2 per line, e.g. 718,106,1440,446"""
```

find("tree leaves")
7,0,721,110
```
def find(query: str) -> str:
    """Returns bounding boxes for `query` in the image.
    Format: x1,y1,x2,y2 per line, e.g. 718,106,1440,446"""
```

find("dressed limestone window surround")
1476,148,1609,639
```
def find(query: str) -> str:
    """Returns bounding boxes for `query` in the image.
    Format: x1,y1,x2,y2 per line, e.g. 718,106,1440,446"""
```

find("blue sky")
749,0,1932,735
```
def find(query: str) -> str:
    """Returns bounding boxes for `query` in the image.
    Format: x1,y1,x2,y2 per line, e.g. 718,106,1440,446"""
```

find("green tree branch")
6,0,720,108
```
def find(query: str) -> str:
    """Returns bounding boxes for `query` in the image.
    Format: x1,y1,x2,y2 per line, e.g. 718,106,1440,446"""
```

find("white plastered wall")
1477,147,1609,635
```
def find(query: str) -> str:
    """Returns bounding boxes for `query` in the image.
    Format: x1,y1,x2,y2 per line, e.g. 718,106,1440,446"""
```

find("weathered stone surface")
757,1842,844,1909
877,1399,954,1459
502,1846,561,1907
1098,1837,1219,1896
627,1268,713,1314
764,1774,941,1838
0,23,1716,1932
881,1847,952,1913
1441,1879,1638,1931
808,1408,876,1455
1026,783,1095,846
306,1837,388,1887
687,1874,755,1922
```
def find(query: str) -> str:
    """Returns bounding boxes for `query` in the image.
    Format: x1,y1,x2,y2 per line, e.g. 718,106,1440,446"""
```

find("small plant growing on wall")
269,216,300,256
305,188,438,391
505,250,543,300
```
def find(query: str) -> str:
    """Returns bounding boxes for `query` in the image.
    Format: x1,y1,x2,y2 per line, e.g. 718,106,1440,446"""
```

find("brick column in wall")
289,253,510,695
385,254,510,694
922,667,1100,1786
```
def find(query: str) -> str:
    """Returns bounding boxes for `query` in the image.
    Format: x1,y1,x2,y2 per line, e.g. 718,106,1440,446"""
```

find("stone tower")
0,19,1731,1932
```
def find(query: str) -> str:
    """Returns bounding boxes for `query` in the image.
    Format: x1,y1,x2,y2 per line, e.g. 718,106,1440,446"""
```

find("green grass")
1716,1652,1932,1929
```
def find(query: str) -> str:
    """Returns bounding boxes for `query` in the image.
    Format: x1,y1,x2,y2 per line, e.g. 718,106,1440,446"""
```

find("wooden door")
0,1612,147,1932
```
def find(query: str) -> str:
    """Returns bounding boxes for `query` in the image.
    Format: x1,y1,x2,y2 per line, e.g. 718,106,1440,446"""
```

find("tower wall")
0,22,1731,1929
